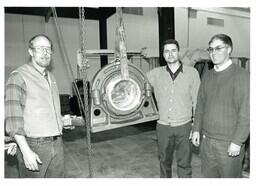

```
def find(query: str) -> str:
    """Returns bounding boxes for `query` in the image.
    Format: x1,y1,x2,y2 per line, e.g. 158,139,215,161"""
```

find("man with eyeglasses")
5,34,65,177
147,39,200,177
192,34,249,177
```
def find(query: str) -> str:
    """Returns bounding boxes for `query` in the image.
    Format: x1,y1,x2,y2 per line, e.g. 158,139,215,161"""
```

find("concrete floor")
4,121,248,178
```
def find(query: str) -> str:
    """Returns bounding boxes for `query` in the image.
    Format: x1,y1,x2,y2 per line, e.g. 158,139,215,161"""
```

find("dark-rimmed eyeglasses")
207,45,227,54
31,46,53,54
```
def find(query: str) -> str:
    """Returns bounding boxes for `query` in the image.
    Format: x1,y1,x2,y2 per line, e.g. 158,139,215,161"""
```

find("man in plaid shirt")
5,34,65,178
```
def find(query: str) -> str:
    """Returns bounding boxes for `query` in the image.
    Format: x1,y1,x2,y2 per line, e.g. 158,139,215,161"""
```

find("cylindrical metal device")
144,82,152,97
92,89,100,105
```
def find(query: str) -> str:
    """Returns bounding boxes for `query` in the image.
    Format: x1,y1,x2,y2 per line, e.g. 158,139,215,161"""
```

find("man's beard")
37,59,51,67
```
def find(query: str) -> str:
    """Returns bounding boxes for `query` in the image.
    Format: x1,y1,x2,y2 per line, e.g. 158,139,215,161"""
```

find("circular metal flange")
105,75,142,115
91,61,147,117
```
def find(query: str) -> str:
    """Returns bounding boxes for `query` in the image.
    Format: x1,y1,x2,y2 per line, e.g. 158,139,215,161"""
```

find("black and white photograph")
1,0,255,184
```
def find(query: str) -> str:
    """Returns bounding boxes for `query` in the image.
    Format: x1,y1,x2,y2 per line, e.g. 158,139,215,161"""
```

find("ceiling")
5,7,117,22
5,7,250,21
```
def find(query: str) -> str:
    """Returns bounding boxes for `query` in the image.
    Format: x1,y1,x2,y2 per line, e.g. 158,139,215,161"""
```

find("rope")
52,7,91,134
51,7,94,177
52,6,86,130
51,7,75,82
78,7,94,178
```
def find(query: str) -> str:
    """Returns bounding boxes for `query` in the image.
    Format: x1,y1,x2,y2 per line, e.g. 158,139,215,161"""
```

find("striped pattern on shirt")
5,72,27,137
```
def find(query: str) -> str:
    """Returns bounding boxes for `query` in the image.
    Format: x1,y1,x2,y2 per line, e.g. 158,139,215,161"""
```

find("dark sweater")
193,63,249,146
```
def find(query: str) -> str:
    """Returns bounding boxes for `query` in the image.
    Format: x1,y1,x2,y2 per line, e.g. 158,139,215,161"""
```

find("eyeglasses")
207,45,228,54
31,46,53,54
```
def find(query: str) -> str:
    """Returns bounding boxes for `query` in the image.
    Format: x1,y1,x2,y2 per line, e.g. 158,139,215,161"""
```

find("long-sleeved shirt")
5,72,26,136
193,63,249,146
5,63,63,137
146,64,200,126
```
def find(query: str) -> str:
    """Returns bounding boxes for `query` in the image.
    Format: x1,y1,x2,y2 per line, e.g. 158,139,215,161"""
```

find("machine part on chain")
90,60,159,133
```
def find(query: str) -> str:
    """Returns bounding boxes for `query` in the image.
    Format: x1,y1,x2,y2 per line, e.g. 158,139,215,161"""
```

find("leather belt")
26,135,61,142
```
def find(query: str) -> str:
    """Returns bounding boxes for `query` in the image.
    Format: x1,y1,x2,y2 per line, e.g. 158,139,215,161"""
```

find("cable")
51,7,94,177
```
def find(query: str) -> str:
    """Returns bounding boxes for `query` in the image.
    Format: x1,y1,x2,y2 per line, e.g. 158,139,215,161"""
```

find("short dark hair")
28,34,53,49
162,39,180,51
208,34,233,52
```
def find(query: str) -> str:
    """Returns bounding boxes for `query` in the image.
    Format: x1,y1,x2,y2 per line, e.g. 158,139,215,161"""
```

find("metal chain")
79,7,94,178
52,6,93,177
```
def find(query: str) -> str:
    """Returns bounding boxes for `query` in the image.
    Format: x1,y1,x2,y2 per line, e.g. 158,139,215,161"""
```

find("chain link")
78,7,94,178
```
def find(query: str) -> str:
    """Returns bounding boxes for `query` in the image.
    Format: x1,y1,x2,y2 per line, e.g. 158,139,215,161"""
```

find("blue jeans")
16,136,64,178
200,135,245,178
156,122,192,178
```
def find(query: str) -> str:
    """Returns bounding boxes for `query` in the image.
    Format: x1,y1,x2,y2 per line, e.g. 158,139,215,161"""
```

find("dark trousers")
16,136,65,178
156,122,192,178
200,135,245,178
